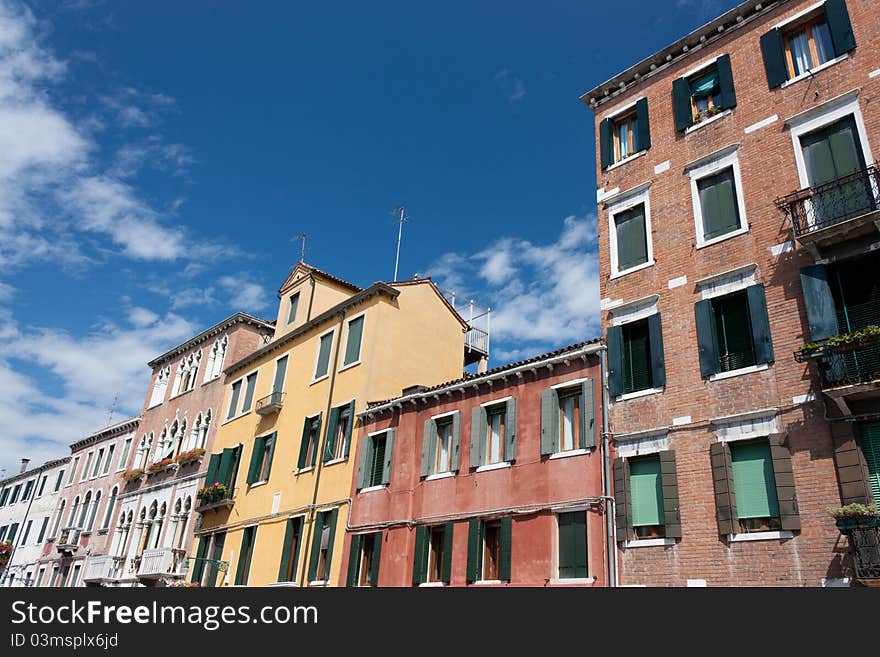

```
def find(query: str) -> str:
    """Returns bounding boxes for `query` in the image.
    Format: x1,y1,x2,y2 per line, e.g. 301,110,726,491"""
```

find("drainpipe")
306,275,317,323
298,310,347,587
600,346,617,588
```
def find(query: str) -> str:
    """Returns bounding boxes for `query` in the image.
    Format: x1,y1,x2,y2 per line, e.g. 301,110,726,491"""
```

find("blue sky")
0,0,736,475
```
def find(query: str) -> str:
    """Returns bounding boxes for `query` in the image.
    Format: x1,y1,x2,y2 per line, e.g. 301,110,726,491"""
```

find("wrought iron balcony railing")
776,164,880,238
795,329,880,389
255,391,285,416
839,524,880,582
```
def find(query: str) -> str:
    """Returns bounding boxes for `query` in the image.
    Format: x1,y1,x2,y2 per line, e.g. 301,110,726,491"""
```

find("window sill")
248,481,268,489
473,580,504,586
295,466,314,475
780,54,848,89
605,149,647,172
475,462,511,473
708,362,769,382
684,109,732,135
548,448,591,460
323,457,346,467
624,537,676,549
221,411,251,426
338,360,361,373
550,577,595,585
609,259,655,281
308,580,328,587
358,484,387,494
418,582,446,587
695,225,749,250
169,388,194,401
310,374,330,386
425,471,456,481
615,387,664,402
727,530,794,543
268,581,299,587
146,401,163,410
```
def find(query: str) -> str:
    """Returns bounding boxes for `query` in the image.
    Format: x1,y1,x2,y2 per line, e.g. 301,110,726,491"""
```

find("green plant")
706,105,721,117
122,468,145,482
175,448,205,466
197,482,229,504
827,503,880,519
693,112,703,123
796,325,880,358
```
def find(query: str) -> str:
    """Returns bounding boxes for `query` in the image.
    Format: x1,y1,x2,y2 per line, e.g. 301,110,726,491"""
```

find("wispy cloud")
218,274,272,313
493,68,527,103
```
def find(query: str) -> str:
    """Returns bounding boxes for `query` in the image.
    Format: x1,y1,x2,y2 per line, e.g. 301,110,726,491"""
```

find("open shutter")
298,417,312,470
381,429,395,485
505,397,517,462
612,458,631,543
659,451,682,538
607,325,624,398
246,437,266,484
421,419,435,477
307,513,324,583
277,517,301,582
470,406,485,469
264,434,276,480
499,516,512,582
760,28,788,89
369,532,382,587
716,54,737,110
672,77,693,132
342,400,356,458
191,537,208,583
466,519,482,583
235,528,253,585
709,442,737,536
441,521,454,584
800,265,839,341
832,421,870,505
346,534,362,587
451,411,462,471
825,0,856,55
770,436,801,531
580,379,596,449
635,97,651,151
695,299,719,378
204,453,221,486
355,436,371,491
747,284,775,365
412,526,428,585
217,447,237,488
206,534,225,588
599,118,613,170
541,388,558,456
324,508,339,580
324,406,340,462
648,313,666,389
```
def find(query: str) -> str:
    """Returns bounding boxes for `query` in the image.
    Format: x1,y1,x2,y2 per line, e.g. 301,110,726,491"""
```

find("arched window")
103,486,118,530
149,366,170,408
175,419,187,456
51,499,66,538
158,424,172,460
199,410,212,449
87,490,101,531
204,335,228,383
78,491,92,529
136,433,153,469
68,496,80,528
176,497,192,549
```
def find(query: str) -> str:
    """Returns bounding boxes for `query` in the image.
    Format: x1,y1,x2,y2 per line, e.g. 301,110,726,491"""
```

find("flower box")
175,448,205,467
121,468,145,483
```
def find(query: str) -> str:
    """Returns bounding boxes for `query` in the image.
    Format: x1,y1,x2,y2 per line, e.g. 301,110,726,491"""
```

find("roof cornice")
0,456,71,486
69,416,141,453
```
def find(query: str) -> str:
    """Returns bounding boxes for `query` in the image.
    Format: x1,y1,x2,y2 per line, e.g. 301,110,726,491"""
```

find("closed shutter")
217,447,238,488
272,355,288,393
695,299,719,378
324,406,340,463
615,204,648,272
204,453,221,486
635,97,651,151
747,284,775,365
346,534,362,587
356,435,371,490
769,436,801,531
558,512,588,579
698,168,740,239
580,379,596,449
441,522,454,584
235,527,255,585
659,451,682,538
191,537,208,583
277,517,302,583
381,429,395,485
730,441,779,520
246,437,266,484
612,458,632,543
307,512,324,583
541,388,559,455
760,28,788,88
344,316,364,365
466,519,482,583
607,325,624,397
499,516,512,582
297,417,312,470
800,265,840,340
861,425,880,506
369,532,382,587
412,526,429,585
648,313,666,389
599,118,613,170
206,533,225,588
470,406,485,469
451,412,462,472
716,54,737,110
709,442,737,535
342,400,356,458
622,320,651,394
825,0,856,55
630,457,664,527
672,76,693,131
833,421,871,505
504,397,517,462
421,419,436,477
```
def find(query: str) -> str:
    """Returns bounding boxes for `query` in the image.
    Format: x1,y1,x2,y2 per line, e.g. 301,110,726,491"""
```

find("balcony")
839,524,880,586
776,164,880,255
55,527,80,554
82,555,125,586
136,548,188,582
255,391,285,416
464,327,489,366
795,327,880,408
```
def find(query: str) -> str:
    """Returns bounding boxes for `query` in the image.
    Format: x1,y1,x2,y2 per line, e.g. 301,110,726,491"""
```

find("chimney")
19,458,30,474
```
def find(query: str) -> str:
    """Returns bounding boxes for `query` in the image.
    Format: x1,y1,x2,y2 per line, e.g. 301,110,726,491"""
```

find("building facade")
583,0,878,585
343,342,609,587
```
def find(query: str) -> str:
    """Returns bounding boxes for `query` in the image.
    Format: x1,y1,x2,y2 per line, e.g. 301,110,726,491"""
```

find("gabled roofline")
69,416,141,453
277,262,362,298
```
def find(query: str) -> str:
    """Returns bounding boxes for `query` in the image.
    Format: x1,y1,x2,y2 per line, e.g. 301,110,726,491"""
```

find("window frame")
224,368,259,422
339,312,366,372
689,148,748,248
299,413,322,472
311,328,336,384
433,416,455,476
554,508,590,582
287,292,300,325
607,188,654,279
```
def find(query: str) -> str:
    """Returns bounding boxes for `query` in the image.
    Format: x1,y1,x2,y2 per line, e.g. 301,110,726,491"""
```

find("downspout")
306,275,317,322
297,310,347,587
600,346,617,588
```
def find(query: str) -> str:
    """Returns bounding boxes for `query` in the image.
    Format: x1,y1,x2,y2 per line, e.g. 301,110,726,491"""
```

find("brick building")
582,0,879,586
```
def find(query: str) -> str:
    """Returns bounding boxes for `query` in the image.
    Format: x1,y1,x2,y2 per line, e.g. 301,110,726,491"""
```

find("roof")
147,312,274,368
390,277,469,331
277,261,362,298
69,416,141,453
362,339,604,415
0,456,70,486
580,0,788,109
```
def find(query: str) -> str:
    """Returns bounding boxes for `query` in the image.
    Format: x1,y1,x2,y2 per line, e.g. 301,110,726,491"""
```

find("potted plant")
197,482,229,505
122,468,145,483
828,503,880,530
706,105,722,117
175,448,205,466
693,112,703,123
146,457,176,474
0,541,12,568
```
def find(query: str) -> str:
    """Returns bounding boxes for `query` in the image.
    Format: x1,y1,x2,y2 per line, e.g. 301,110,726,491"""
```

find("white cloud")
127,306,158,327
494,68,527,103
218,275,271,313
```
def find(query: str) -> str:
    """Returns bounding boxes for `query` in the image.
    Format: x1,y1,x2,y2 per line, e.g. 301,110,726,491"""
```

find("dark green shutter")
307,512,324,582
235,527,255,585
607,325,624,397
499,516,512,582
324,406,340,462
659,451,682,538
800,265,839,341
709,442,737,535
470,406,485,469
191,537,208,583
346,534,362,587
421,419,435,477
451,412,461,472
356,435,371,490
747,284,775,365
695,299,719,378
672,77,693,131
825,0,856,55
298,416,313,469
635,97,651,151
217,447,237,488
344,316,364,365
760,28,788,88
441,521,454,584
770,437,801,531
204,453,221,486
206,533,225,588
599,118,613,169
647,313,666,389
612,458,632,543
369,532,382,587
412,526,428,585
264,434,276,480
504,397,517,462
342,400,356,458
246,437,266,484
466,519,482,583
580,379,596,449
277,517,302,582
540,388,558,456
381,429,395,485
324,508,339,581
716,54,737,110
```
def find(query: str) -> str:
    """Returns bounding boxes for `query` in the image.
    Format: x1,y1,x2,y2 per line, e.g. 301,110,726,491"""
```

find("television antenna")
391,206,411,282
291,233,308,263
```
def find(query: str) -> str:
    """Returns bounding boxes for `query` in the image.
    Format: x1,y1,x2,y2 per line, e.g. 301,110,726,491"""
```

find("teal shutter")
630,457,664,527
861,425,880,506
298,417,312,469
272,356,288,393
760,28,788,88
698,168,740,239
412,526,428,585
346,534,362,587
451,412,461,471
540,388,558,455
217,447,237,488
470,406,485,469
715,53,737,110
191,537,208,583
746,284,775,365
499,516,512,582
659,451,682,538
825,0,856,55
263,434,276,480
344,315,365,365
599,118,613,169
421,419,436,477
672,77,693,131
246,437,266,484
731,442,779,520
441,522,454,584
709,442,737,535
504,397,517,462
558,512,588,579
615,204,648,271
307,512,324,582
324,406,340,462
580,379,596,449
206,533,225,588
799,265,839,341
647,313,666,389
204,453,221,486
381,429,394,485
612,458,632,542
369,532,382,587
355,435,371,490
342,400,356,458
770,439,800,531
635,97,651,151
607,325,624,397
277,517,301,582
466,519,482,583
324,508,339,580
695,299,719,378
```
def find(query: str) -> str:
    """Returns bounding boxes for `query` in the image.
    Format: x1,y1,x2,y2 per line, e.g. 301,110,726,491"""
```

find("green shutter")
698,168,740,239
695,299,719,378
307,512,324,583
344,316,364,365
800,265,839,341
346,534,362,587
648,313,666,389
342,400,356,458
272,356,288,394
760,28,788,88
635,97,651,151
277,517,302,582
381,429,395,485
324,508,339,581
599,118,613,169
659,451,682,539
746,284,775,365
630,457,664,527
324,406,340,463
861,424,880,506
466,519,482,583
558,512,587,579
421,419,436,477
298,417,312,469
204,453,221,486
504,397,517,462
369,532,382,587
191,537,208,583
412,526,428,585
825,0,856,55
441,521,454,584
580,379,596,449
673,76,693,131
451,412,461,472
264,434,276,480
615,204,648,271
206,533,225,588
731,442,779,520
709,442,737,535
612,458,632,543
356,435,371,491
246,436,266,485
607,325,624,397
470,406,485,469
499,516,512,582
770,438,801,531
716,54,737,110
234,527,255,585
540,388,558,456
217,447,237,488
315,333,333,378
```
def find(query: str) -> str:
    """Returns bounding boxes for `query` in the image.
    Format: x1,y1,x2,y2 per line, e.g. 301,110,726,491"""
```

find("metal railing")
465,327,489,355
255,391,285,416
840,525,880,581
776,164,880,237
137,547,187,579
82,555,125,584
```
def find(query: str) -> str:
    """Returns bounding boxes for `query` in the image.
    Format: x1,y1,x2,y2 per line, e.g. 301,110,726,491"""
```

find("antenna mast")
107,393,118,425
391,207,410,282
291,233,307,263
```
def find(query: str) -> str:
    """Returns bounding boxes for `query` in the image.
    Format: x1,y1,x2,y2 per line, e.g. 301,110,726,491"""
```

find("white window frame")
287,292,300,325
80,452,93,482
311,328,336,384
117,437,132,473
689,148,749,248
429,411,457,476
478,396,513,469
551,508,593,584
339,312,366,372
224,368,259,423
773,1,848,89
601,97,648,170
607,187,654,279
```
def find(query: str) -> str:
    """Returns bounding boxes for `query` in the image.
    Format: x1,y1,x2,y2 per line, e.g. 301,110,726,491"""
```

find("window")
0,526,6,541
203,335,229,383
118,438,132,472
246,433,276,485
541,381,596,456
598,98,650,169
558,388,582,452
308,508,339,584
357,431,393,490
226,372,257,419
730,441,781,533
234,526,258,586
271,355,288,396
78,492,92,529
435,419,453,474
86,490,101,531
101,445,115,475
611,201,650,275
672,55,736,132
36,475,47,498
22,480,34,502
173,351,202,396
21,519,32,545
135,434,153,469
67,457,79,485
50,500,65,538
91,449,104,478
607,315,666,397
313,330,334,381
192,532,226,587
53,469,64,492
287,293,300,325
342,315,364,368
10,484,21,504
613,109,637,162
557,511,588,580
241,373,256,412
277,516,304,583
412,524,453,585
5,524,16,543
346,532,382,587
421,413,461,477
148,366,170,408
226,380,242,420
471,399,516,468
37,517,49,544
80,453,93,481
859,424,880,506
297,414,322,470
485,407,505,465
688,149,747,247
785,16,834,78
102,487,118,530
629,456,666,539
324,401,355,463
466,517,512,583
0,488,7,506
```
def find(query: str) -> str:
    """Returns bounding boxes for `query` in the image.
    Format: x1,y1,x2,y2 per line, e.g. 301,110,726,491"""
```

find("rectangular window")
235,526,257,586
226,380,242,420
0,489,8,506
482,520,502,581
629,456,665,539
613,110,638,162
37,475,47,498
689,67,721,120
314,331,334,380
332,406,352,461
0,526,6,541
248,433,276,484
621,319,653,394
67,458,79,484
343,315,364,367
22,480,34,502
713,290,757,373
287,292,300,325
80,453,93,481
54,469,64,492
427,525,447,583
435,419,454,474
240,372,257,413
784,15,834,78
7,523,18,543
299,415,322,469
673,54,735,131
484,405,506,466
557,387,583,452
697,167,742,241
118,439,132,472
613,202,649,274
102,445,115,475
557,511,588,580
730,441,781,533
21,519,32,545
272,355,288,394
312,510,338,583
10,485,21,504
37,517,49,544
278,516,304,583
367,433,387,488
92,449,105,478
358,533,377,587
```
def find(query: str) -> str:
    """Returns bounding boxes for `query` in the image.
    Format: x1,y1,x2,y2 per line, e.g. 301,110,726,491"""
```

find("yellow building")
191,263,481,587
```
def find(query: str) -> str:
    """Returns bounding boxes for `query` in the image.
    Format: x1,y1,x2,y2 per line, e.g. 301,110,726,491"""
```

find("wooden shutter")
800,265,839,341
760,28,788,89
441,521,454,584
599,118,613,170
307,512,324,583
648,313,666,389
324,508,339,580
466,519,482,583
659,451,682,538
355,435,371,491
206,533,225,588
235,527,254,585
263,434,276,480
246,437,266,484
505,398,517,462
277,517,302,582
381,429,395,485
204,453,221,486
369,532,382,587
346,534,362,587
342,400,356,458
825,0,856,55
580,379,596,449
672,77,693,131
635,97,651,151
412,526,428,585
695,299,719,378
716,54,737,110
612,458,632,543
191,537,208,583
832,421,870,505
217,447,237,488
747,284,775,365
470,406,485,469
770,436,801,531
540,388,558,456
324,406,340,462
709,442,737,536
451,411,462,472
421,419,435,477
298,417,311,470
499,516,512,582
607,325,624,397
